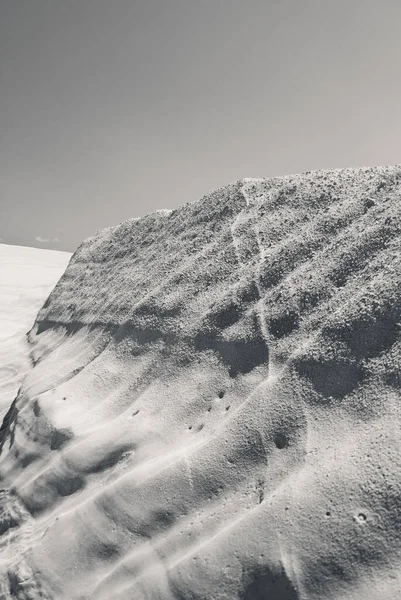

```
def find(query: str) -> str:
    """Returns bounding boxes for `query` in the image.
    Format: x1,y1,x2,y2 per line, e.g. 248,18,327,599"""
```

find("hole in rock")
364,198,375,210
274,433,287,449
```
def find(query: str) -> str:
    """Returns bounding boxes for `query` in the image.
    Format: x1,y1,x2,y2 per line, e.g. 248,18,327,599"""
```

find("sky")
1,0,401,252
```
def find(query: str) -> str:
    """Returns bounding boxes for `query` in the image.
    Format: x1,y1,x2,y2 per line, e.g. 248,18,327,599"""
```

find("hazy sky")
1,0,400,252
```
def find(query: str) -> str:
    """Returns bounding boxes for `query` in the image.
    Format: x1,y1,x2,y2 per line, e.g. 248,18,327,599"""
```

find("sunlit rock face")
1,166,401,600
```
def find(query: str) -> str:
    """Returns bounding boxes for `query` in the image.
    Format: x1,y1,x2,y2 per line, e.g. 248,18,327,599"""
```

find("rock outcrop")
0,166,401,599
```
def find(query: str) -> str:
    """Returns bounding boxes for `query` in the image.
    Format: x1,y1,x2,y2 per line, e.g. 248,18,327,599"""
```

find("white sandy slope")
0,167,401,599
0,245,71,418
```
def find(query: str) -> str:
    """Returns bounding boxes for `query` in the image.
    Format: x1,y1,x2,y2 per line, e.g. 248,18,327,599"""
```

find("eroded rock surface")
1,167,401,599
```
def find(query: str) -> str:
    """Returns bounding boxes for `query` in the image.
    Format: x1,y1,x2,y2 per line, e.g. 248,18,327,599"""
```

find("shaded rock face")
0,166,401,599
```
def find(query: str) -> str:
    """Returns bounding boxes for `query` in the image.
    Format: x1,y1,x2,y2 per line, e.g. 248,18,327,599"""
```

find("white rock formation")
0,167,401,599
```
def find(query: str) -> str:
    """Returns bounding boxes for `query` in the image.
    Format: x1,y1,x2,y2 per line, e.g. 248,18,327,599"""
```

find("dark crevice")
0,399,19,455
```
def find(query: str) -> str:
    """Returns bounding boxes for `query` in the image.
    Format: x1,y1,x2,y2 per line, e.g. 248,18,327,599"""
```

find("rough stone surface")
1,166,401,599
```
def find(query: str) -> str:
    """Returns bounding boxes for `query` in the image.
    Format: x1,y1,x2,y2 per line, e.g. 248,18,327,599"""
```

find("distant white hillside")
0,244,71,417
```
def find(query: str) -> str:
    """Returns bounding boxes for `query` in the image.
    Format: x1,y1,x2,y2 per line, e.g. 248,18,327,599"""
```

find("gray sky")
1,0,400,252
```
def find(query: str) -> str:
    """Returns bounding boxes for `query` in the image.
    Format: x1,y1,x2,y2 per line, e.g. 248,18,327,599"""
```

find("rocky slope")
1,166,401,599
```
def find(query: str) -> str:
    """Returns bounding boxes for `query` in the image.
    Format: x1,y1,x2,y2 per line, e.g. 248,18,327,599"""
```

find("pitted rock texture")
0,166,401,599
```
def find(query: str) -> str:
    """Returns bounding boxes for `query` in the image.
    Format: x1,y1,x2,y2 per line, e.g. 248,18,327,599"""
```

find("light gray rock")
1,166,401,599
